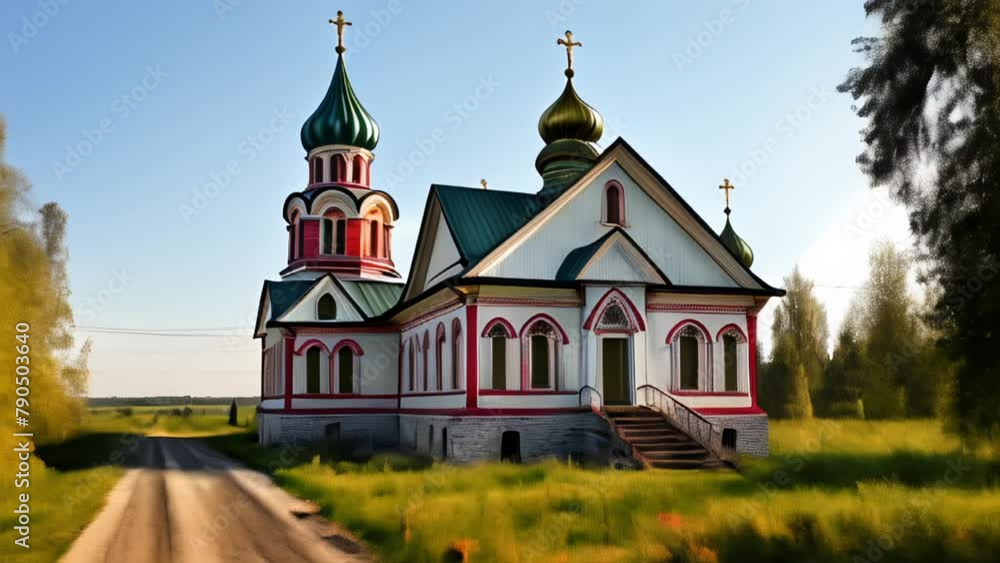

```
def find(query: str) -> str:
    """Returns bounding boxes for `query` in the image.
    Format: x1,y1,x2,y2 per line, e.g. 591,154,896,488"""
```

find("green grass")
212,418,1000,563
85,404,257,436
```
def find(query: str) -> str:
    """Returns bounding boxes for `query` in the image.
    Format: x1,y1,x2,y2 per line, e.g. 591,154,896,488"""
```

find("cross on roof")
329,10,352,54
557,30,582,75
719,178,735,211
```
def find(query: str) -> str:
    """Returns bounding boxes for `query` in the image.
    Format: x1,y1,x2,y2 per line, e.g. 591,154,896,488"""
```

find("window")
485,322,510,390
312,157,324,183
289,211,301,260
297,220,306,259
407,340,415,392
451,320,462,390
335,155,347,182
335,220,346,254
670,323,707,391
306,347,321,393
596,302,630,331
369,220,380,257
337,348,354,394
422,331,430,391
603,181,625,225
723,333,739,391
527,322,558,389
435,324,446,391
322,218,333,254
317,294,337,320
679,334,699,390
353,155,365,184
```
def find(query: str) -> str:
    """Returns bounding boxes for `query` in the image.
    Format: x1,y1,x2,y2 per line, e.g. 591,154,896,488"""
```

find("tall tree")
765,267,828,418
840,0,1000,439
822,324,866,418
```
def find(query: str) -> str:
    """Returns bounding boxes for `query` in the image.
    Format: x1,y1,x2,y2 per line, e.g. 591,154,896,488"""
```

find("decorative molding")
478,297,582,308
583,287,646,332
647,304,748,314
665,318,712,343
715,323,748,342
481,317,516,338
399,299,463,332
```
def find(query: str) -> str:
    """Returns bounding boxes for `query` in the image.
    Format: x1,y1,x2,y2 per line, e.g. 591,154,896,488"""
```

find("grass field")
209,418,1000,563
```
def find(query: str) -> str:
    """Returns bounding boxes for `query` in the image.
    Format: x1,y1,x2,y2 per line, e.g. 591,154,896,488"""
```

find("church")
254,15,784,469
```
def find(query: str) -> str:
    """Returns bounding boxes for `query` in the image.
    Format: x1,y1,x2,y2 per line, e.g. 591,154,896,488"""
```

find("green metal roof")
432,184,544,265
340,280,403,317
265,280,316,319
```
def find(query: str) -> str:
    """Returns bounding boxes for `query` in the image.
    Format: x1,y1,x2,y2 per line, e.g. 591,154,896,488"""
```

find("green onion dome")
301,53,380,153
538,75,604,144
720,212,754,268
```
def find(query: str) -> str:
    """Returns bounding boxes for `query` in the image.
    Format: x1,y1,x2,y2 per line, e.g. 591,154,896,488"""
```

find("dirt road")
61,437,371,563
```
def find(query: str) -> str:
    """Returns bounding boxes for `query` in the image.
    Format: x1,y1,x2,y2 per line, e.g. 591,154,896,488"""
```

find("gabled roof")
340,280,403,317
433,184,544,265
255,275,404,335
556,227,672,284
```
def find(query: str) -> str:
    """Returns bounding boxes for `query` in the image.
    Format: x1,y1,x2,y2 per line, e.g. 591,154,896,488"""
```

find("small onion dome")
301,53,380,153
720,211,754,268
538,76,604,144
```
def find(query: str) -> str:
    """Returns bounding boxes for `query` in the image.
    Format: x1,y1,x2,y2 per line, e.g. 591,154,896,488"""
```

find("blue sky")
0,1,909,396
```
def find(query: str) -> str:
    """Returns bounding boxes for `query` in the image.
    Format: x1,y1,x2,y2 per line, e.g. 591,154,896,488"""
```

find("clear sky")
0,1,911,397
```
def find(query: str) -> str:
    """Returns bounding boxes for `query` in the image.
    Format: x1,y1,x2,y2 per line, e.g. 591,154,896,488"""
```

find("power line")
75,325,249,332
74,327,252,338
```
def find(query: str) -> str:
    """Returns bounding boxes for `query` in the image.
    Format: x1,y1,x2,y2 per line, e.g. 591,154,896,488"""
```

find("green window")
680,335,699,390
338,348,354,394
531,335,550,388
491,336,506,390
317,294,337,320
306,347,321,393
724,334,739,391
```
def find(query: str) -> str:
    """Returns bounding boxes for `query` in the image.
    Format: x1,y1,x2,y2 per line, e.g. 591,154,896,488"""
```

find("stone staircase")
605,406,726,470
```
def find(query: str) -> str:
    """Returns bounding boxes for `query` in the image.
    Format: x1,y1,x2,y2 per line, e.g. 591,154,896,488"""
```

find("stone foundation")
704,414,768,457
258,413,398,448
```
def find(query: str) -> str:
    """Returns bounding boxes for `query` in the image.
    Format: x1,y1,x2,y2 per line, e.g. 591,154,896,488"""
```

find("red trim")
665,318,711,343
435,322,446,391
480,316,516,337
283,336,294,410
290,393,397,399
519,313,570,344
583,288,646,331
695,406,765,416
293,326,397,334
399,300,463,332
747,313,758,408
478,298,581,308
466,305,478,408
422,330,429,391
451,318,463,390
401,390,466,398
671,391,749,397
478,390,577,396
647,303,748,314
594,328,634,335
331,339,364,356
294,338,330,355
715,323,748,342
258,407,590,416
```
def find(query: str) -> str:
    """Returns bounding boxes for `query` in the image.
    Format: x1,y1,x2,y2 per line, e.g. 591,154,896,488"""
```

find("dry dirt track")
61,437,372,563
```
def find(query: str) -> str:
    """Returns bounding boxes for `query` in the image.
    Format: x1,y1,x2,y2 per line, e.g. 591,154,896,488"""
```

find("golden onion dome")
720,214,755,268
538,74,604,144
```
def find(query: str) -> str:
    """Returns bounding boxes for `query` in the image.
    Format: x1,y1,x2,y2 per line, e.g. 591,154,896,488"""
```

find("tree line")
759,241,954,422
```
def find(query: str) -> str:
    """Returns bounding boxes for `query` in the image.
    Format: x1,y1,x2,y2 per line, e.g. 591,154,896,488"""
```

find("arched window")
336,347,354,394
716,325,748,393
317,294,336,320
289,211,301,260
483,320,513,390
321,208,345,255
407,339,415,392
435,323,446,391
422,331,430,391
668,321,709,391
527,321,558,389
306,347,321,393
335,154,348,182
352,155,365,185
451,319,463,390
312,156,324,184
603,181,625,226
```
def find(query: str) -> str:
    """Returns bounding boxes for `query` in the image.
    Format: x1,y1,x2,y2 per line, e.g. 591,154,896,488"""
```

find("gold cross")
719,178,735,209
556,30,582,74
329,10,352,54
480,179,488,190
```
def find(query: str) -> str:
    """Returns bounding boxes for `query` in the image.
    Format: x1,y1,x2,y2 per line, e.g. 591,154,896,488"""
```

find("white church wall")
646,310,753,409
476,304,582,393
481,163,738,287
400,304,466,398
291,332,399,396
280,277,365,323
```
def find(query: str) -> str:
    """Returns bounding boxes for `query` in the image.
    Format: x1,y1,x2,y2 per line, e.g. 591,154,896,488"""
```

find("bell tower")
280,11,400,281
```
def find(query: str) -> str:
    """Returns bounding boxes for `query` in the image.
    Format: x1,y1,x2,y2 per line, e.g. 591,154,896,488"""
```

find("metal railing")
636,384,731,461
577,385,603,412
